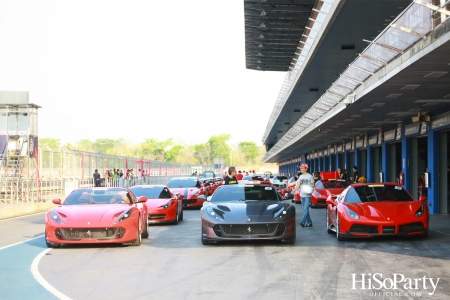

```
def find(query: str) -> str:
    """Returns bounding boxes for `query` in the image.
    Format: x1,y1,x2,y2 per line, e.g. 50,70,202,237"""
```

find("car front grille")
382,226,395,234
56,227,125,240
315,200,326,205
149,214,166,219
349,224,379,234
213,224,285,237
183,199,197,205
399,222,424,233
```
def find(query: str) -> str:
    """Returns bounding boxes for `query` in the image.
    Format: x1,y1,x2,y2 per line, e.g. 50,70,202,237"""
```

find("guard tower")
0,91,40,203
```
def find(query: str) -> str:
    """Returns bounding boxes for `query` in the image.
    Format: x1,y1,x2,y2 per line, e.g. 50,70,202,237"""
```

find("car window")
211,185,280,202
319,180,350,189
345,185,413,203
64,188,132,205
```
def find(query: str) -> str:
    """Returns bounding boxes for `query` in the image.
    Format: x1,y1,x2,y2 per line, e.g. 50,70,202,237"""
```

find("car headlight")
50,211,64,224
207,207,224,221
273,207,287,220
313,191,322,198
344,206,360,219
114,209,133,224
415,203,425,218
162,200,173,209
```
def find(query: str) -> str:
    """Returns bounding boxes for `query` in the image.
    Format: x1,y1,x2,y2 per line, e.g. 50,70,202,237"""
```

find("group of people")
222,169,256,180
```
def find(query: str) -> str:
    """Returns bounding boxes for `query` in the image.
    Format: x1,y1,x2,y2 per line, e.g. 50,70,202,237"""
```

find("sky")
0,0,286,147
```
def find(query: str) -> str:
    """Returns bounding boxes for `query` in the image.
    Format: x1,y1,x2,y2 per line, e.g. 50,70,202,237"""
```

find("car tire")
179,209,184,221
45,231,60,248
282,225,296,244
131,219,142,246
326,211,334,234
173,209,179,225
336,214,345,241
141,213,149,239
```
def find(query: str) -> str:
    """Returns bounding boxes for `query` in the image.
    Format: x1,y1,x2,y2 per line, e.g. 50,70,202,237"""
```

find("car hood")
170,187,200,199
204,201,291,222
316,188,345,197
345,201,423,220
145,199,171,210
54,204,133,225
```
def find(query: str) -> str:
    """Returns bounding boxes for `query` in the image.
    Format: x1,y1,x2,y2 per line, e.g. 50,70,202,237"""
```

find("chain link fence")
1,147,216,209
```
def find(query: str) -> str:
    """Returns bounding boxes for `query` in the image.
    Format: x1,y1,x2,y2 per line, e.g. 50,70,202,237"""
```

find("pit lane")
1,207,450,299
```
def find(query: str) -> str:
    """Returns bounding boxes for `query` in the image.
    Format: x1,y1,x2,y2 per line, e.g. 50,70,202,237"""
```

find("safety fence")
1,146,220,210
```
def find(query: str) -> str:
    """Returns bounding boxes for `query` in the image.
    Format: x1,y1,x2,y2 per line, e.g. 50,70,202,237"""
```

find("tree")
239,141,259,164
93,138,116,154
166,145,184,162
137,138,174,161
208,134,231,165
193,143,210,165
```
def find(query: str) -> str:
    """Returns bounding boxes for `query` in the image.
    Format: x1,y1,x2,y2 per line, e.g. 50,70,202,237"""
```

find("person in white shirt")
292,163,314,227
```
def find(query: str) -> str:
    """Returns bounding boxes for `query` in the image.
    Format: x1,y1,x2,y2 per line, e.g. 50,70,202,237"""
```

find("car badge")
87,221,90,225
247,227,252,233
387,217,390,221
86,230,91,237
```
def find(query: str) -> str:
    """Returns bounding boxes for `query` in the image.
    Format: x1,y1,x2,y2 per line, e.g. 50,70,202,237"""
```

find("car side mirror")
419,196,427,202
137,196,148,203
326,198,336,206
197,195,207,202
52,198,61,205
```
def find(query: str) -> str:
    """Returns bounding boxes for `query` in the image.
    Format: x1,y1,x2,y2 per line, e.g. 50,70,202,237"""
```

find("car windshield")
345,185,413,203
210,185,281,202
167,178,200,188
63,188,133,205
316,179,350,189
242,176,263,181
273,176,288,181
130,186,171,199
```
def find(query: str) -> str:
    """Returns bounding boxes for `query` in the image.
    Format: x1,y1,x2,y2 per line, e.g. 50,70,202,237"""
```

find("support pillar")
381,142,389,183
427,130,439,214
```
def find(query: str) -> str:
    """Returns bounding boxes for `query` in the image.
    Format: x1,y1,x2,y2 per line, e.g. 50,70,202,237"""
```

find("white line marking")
0,211,46,222
0,235,44,251
31,249,72,300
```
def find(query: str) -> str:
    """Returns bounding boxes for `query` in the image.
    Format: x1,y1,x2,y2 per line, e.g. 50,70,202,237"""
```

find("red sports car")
167,177,205,209
130,185,183,224
312,179,350,207
326,183,429,240
45,187,148,248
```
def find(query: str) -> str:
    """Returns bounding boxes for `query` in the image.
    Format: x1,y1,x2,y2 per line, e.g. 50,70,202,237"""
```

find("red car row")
45,176,222,247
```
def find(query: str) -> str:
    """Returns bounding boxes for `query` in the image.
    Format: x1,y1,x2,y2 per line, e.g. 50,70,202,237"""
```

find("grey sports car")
198,184,296,245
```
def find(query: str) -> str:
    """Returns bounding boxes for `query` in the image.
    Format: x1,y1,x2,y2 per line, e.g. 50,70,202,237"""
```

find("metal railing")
1,146,220,210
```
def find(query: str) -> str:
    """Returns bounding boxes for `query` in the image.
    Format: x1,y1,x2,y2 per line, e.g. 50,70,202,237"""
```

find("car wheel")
173,208,179,225
45,231,60,248
131,219,142,246
326,211,333,234
141,213,149,238
282,225,296,244
336,214,345,241
179,209,184,221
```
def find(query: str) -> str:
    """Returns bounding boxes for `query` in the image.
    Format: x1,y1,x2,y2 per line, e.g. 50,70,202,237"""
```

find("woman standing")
293,163,314,227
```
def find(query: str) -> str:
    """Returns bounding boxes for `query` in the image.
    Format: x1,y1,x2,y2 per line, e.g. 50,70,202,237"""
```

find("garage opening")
372,146,382,182
438,131,450,213
359,149,367,181
388,142,402,183
410,137,428,200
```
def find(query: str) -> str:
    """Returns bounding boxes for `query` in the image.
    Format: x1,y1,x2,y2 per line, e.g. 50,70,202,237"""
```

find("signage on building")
431,111,450,129
420,122,428,134
405,123,420,136
329,147,335,154
355,139,364,148
337,144,343,152
384,129,396,141
345,141,353,151
368,135,378,146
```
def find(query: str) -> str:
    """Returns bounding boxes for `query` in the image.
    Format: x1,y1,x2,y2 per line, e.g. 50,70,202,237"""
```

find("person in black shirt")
93,169,101,187
352,166,359,183
224,166,238,185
